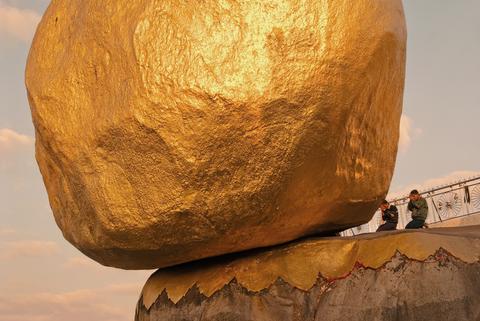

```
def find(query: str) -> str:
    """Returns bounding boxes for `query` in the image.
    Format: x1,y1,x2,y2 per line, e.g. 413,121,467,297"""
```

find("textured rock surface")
26,0,406,269
136,253,480,321
136,226,480,321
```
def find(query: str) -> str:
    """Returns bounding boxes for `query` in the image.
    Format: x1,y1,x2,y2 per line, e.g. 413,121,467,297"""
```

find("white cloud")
0,284,142,321
0,227,16,237
398,114,422,153
102,283,141,297
0,292,125,321
0,240,60,260
388,170,480,200
63,257,104,270
0,128,33,150
0,2,41,42
398,114,412,152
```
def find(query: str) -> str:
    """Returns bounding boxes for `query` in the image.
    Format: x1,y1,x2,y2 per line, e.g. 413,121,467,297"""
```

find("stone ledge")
136,249,480,321
139,225,480,307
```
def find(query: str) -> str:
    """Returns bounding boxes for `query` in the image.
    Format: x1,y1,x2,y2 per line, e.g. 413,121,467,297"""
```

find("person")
405,189,428,229
376,200,398,232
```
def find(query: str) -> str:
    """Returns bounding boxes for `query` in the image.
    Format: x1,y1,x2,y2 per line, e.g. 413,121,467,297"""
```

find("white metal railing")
342,176,480,236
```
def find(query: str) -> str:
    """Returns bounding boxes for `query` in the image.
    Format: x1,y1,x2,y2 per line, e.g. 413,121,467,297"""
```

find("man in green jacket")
406,189,428,229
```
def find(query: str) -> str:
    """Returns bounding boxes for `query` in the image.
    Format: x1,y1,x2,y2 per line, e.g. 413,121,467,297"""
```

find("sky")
0,1,479,320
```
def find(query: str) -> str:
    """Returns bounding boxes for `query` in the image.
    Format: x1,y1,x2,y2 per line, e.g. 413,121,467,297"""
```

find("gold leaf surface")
26,0,406,269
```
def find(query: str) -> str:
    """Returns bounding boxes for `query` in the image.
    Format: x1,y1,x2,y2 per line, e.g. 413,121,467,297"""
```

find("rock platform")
136,226,480,321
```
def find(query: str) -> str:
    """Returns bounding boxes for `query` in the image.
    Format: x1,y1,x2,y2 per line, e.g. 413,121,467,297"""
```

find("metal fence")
342,176,480,236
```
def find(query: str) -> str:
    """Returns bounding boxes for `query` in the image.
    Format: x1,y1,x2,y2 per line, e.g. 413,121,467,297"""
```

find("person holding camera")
406,189,428,229
377,200,399,232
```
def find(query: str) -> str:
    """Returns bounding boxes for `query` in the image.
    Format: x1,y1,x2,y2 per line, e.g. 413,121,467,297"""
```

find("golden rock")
26,0,407,269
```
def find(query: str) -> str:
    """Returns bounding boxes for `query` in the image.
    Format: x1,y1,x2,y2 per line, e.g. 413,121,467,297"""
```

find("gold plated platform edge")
141,226,480,306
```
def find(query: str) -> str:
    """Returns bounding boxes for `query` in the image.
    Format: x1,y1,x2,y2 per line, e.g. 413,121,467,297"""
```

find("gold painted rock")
26,0,407,269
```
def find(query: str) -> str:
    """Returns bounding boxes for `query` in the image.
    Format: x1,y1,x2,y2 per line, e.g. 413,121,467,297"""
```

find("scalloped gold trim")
141,226,480,306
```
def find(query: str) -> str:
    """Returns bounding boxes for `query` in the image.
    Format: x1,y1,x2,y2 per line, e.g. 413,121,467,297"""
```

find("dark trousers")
405,219,425,229
376,222,397,232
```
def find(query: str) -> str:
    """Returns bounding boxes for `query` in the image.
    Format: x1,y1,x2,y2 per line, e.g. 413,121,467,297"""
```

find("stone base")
136,226,480,321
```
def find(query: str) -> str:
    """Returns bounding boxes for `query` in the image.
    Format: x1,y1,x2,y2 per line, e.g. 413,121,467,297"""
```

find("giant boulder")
26,0,407,269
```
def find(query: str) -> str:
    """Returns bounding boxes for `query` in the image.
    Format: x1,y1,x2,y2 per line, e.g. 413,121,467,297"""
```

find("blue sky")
0,1,479,320
394,0,480,191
